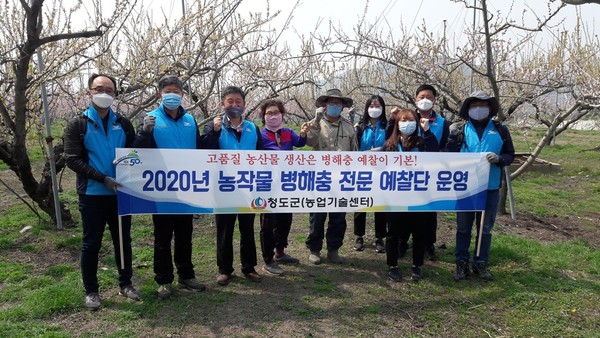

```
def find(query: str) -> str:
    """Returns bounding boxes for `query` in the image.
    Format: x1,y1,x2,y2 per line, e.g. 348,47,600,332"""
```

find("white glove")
315,107,324,122
486,153,499,164
103,176,121,193
143,115,156,133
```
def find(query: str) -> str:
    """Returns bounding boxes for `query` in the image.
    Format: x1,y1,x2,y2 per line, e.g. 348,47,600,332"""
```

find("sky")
68,0,600,49
237,0,599,50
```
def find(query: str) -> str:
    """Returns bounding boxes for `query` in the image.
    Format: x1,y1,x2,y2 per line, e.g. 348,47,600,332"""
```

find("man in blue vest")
202,86,264,286
401,84,451,260
64,73,139,310
135,75,207,299
445,91,515,281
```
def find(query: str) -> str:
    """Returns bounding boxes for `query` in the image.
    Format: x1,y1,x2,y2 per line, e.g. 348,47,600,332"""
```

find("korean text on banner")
115,148,490,215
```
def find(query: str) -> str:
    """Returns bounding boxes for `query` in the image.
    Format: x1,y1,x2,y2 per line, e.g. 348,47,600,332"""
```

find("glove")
315,107,324,122
143,115,156,133
486,153,499,164
103,176,121,193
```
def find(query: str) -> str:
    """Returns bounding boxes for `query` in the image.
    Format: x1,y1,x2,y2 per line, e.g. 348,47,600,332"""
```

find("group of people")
63,74,514,310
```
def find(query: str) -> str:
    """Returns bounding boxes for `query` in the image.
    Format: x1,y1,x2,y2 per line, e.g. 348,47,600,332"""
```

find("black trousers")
260,213,293,264
353,212,387,238
153,214,195,284
305,212,347,252
386,212,431,267
399,212,437,249
215,213,257,275
79,195,132,294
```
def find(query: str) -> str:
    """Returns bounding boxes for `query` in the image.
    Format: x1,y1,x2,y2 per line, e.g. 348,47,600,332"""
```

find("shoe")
263,261,284,275
426,245,437,261
375,238,386,253
157,284,173,299
178,278,207,292
411,266,423,281
354,237,364,251
388,267,401,282
473,262,494,281
275,253,300,264
453,261,470,281
309,251,322,265
327,250,344,264
244,271,262,283
84,293,101,310
119,285,141,300
216,274,230,286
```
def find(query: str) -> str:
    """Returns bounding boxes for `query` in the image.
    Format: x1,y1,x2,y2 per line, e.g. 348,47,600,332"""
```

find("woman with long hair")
353,95,388,253
383,108,439,282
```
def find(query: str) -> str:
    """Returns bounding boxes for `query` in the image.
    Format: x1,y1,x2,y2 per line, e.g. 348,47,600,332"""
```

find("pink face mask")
265,113,283,131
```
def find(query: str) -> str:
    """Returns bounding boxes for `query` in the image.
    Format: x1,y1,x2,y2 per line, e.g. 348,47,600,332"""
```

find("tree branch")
562,0,600,4
37,30,103,48
489,2,566,37
0,100,16,133
19,0,31,13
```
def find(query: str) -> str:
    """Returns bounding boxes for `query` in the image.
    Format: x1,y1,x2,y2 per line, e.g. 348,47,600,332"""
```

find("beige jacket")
306,117,357,151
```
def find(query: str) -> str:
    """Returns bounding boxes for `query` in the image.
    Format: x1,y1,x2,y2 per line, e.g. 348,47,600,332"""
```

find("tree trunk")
34,145,75,226
5,140,75,227
10,41,74,227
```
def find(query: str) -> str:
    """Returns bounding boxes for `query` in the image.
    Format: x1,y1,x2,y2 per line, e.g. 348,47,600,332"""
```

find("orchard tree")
72,0,318,125
299,0,600,213
0,0,317,225
0,0,134,225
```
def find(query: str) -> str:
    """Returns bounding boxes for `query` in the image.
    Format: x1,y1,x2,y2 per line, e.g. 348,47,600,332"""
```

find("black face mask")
225,107,244,119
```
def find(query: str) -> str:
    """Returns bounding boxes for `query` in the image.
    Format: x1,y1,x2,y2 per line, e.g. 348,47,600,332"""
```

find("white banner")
115,148,490,215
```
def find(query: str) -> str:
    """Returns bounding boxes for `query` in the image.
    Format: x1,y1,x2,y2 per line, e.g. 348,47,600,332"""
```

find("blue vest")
148,104,197,149
428,114,445,144
83,105,127,195
218,118,258,150
398,145,420,153
462,119,504,189
360,121,386,151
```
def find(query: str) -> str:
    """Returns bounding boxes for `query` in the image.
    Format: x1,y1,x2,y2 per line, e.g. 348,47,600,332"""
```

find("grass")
510,129,600,218
0,128,598,336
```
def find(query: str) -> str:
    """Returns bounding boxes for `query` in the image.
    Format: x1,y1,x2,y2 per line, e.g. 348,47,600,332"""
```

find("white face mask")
468,106,490,121
92,93,114,109
398,121,417,135
368,107,383,119
416,98,433,111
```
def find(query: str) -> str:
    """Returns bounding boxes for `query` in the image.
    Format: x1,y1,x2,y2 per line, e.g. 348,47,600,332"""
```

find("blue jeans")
79,195,132,295
455,189,499,265
305,212,347,252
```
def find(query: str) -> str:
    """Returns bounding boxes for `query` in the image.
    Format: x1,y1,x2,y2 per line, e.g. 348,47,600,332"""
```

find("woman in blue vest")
353,95,388,253
202,86,265,286
383,108,439,282
444,91,515,281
